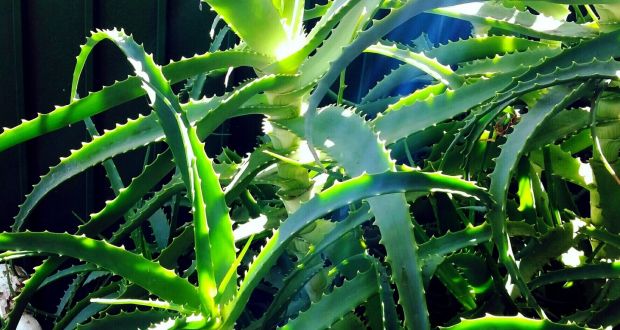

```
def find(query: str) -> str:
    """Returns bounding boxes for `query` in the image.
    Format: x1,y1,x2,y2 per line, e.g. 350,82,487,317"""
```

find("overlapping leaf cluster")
0,1,619,329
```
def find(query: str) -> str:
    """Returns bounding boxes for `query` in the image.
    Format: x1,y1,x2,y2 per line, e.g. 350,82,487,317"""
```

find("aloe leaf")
372,66,523,144
201,0,287,57
376,29,620,146
449,50,620,173
304,1,331,20
590,90,620,234
224,144,277,202
488,84,590,315
509,29,620,85
275,0,359,72
279,265,378,329
457,47,563,76
55,282,122,330
530,261,620,290
442,315,593,329
579,225,620,250
366,41,465,88
425,35,548,65
78,150,174,235
529,144,594,190
0,50,270,153
76,310,174,330
90,298,193,314
418,224,492,264
40,264,99,289
110,176,183,244
526,108,590,151
273,0,305,41
299,0,379,86
0,232,199,308
503,1,570,20
432,2,598,41
82,117,125,196
362,64,427,104
189,131,236,310
13,92,291,321
375,261,400,330
56,274,83,317
518,222,574,282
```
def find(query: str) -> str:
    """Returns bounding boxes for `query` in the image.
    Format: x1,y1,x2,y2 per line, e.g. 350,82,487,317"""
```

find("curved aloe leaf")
488,84,590,316
579,225,620,250
40,264,99,289
76,310,174,330
372,65,524,144
0,50,271,153
529,261,620,290
275,0,359,72
432,2,598,41
529,144,594,190
201,0,287,57
457,47,562,76
443,315,592,329
0,232,199,308
54,282,122,330
280,265,378,330
590,90,620,233
110,176,183,243
299,0,379,86
366,41,464,88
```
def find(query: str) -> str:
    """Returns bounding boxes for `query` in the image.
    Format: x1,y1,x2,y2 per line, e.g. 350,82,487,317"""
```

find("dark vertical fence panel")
0,0,23,227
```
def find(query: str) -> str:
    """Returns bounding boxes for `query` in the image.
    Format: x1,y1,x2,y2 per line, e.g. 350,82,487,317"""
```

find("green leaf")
262,205,372,328
280,265,378,330
518,221,574,282
76,310,174,330
488,84,590,315
529,261,620,290
442,315,593,329
0,232,199,308
275,0,359,72
529,144,594,190
0,50,270,153
299,0,379,85
432,2,598,41
201,0,287,57
591,90,620,233
366,41,464,88
40,264,99,289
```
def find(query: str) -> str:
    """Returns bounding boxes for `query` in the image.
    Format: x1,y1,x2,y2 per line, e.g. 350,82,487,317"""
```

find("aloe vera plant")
1,1,620,329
